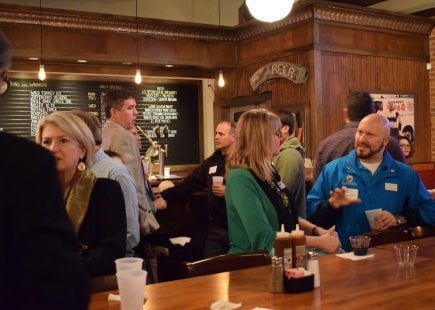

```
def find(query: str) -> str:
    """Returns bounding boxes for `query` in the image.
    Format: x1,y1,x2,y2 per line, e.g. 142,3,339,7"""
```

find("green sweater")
225,168,279,254
273,136,306,218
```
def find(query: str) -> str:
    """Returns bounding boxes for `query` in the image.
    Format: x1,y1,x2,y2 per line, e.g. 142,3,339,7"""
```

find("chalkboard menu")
0,79,200,165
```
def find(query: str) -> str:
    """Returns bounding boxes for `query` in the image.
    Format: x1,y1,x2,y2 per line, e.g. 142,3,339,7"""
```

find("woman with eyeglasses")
225,108,340,255
398,135,414,159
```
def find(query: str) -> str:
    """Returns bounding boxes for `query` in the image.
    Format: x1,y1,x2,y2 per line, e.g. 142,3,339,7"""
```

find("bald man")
307,114,435,250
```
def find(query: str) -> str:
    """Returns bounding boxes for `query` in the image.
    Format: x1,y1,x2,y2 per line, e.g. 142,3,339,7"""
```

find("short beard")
356,143,384,160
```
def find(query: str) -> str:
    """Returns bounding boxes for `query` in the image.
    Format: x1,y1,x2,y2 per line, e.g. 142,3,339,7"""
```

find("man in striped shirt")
312,91,406,182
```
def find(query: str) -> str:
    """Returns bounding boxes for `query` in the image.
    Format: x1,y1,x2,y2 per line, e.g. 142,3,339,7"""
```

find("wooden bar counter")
89,239,435,309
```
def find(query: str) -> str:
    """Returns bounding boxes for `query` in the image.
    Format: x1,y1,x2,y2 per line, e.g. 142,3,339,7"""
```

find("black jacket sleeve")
79,178,127,277
1,133,90,310
160,162,209,202
307,200,341,229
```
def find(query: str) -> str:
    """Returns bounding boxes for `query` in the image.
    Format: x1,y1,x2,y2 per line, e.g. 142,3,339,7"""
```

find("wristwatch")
395,215,407,226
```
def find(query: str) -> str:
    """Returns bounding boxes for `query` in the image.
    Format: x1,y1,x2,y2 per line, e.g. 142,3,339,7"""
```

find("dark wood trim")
215,92,272,108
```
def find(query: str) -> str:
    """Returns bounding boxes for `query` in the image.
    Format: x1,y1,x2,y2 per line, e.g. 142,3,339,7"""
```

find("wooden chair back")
362,227,410,247
180,251,271,278
410,225,435,239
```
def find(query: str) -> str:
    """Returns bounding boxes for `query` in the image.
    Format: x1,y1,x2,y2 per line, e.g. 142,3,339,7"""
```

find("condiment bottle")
270,256,284,293
291,224,307,269
274,224,292,270
307,251,320,288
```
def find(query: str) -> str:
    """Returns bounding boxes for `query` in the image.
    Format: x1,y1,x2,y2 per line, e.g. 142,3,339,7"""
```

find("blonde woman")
36,111,126,277
225,109,340,255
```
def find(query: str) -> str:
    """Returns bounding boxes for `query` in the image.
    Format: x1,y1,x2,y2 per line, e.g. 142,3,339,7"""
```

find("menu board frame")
0,77,202,165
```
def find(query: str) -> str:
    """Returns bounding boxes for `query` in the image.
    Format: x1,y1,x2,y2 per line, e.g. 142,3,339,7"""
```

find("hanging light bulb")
135,68,142,84
133,0,142,84
38,63,46,81
246,0,294,23
216,1,225,88
38,0,47,81
218,70,225,88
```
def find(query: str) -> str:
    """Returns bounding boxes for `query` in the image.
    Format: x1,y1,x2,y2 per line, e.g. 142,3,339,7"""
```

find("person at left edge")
36,111,127,276
0,30,90,309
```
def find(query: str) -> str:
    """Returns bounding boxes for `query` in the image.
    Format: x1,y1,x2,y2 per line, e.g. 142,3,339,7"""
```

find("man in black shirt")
160,120,235,258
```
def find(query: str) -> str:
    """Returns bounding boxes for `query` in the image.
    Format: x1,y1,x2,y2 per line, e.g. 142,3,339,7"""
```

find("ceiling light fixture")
134,0,142,84
217,0,225,88
246,0,294,23
38,0,46,81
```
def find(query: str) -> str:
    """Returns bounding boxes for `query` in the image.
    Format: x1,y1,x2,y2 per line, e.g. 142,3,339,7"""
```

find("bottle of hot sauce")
291,224,306,269
274,224,292,270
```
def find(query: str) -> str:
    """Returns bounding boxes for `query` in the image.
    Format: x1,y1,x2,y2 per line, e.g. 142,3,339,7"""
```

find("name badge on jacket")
209,166,217,174
385,183,398,192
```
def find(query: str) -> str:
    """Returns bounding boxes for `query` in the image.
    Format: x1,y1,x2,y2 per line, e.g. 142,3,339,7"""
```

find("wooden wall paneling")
237,22,314,65
430,28,435,162
316,22,429,61
308,49,321,159
316,51,431,162
1,22,238,69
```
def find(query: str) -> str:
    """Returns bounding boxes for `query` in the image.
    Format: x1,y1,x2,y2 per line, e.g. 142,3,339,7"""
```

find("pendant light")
217,0,225,88
218,70,225,87
38,0,46,81
246,0,294,23
134,0,142,84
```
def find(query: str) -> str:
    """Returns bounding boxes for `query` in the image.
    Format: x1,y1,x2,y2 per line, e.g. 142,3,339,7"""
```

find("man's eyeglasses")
274,131,282,139
400,144,411,150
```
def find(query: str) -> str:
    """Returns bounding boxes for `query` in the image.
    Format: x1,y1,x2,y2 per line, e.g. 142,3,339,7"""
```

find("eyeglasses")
274,131,282,139
400,144,411,149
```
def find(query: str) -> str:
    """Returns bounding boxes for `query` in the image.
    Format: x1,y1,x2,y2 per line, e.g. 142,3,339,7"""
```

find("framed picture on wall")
370,93,415,141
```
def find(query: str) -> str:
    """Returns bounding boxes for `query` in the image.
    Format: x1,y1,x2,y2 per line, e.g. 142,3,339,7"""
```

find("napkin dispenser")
283,269,314,293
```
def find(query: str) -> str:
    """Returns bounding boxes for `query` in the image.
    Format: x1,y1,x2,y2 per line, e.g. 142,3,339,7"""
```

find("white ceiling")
369,0,435,14
0,0,244,26
0,0,433,27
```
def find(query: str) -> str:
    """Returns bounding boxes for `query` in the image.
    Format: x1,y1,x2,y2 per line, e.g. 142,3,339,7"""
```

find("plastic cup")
349,236,371,256
115,257,143,272
394,244,419,267
116,269,147,309
164,166,170,177
365,209,382,229
212,176,224,186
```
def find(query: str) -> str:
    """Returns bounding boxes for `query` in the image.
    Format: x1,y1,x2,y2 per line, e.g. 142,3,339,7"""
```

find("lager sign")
249,62,309,93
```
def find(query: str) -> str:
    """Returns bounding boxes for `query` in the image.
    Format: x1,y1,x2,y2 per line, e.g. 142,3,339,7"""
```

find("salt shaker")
307,251,320,288
270,256,284,293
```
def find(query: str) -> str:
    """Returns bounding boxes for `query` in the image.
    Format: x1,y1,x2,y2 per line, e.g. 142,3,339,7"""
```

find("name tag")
209,166,217,174
345,188,359,199
385,183,398,192
277,181,286,190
